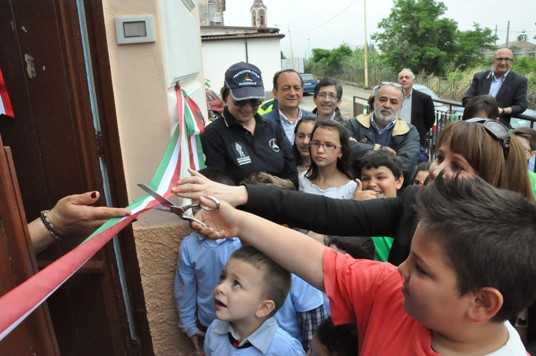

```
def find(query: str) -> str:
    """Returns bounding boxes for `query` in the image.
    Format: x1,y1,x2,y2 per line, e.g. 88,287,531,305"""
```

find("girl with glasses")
299,120,356,200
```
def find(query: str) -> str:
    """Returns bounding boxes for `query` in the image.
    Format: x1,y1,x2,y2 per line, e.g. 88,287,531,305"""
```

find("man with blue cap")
201,62,298,186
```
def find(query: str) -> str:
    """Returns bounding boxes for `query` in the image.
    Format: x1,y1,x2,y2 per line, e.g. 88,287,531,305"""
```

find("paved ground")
301,83,371,118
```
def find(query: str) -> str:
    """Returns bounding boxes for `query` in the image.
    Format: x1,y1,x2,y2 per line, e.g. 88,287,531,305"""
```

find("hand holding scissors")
137,184,220,228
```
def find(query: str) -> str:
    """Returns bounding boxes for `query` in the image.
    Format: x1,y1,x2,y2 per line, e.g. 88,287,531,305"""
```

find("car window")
301,74,314,81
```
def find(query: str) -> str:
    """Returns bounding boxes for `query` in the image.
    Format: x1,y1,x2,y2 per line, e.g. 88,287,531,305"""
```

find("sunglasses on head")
233,98,261,107
464,118,511,154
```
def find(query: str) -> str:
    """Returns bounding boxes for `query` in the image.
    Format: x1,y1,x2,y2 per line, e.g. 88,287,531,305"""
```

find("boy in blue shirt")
275,274,325,350
204,245,305,355
174,169,241,354
241,172,326,350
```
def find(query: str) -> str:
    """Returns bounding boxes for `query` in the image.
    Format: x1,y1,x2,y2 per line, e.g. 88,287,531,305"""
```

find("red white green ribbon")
0,67,15,118
0,85,205,341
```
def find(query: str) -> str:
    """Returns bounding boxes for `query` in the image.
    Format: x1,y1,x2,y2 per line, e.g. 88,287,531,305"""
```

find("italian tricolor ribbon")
0,85,205,341
0,67,15,118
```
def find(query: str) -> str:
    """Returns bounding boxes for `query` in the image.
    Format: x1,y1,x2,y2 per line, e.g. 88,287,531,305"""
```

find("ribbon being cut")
0,67,15,118
0,85,205,341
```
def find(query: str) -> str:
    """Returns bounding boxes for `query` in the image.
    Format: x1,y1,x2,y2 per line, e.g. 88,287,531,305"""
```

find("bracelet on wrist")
40,210,63,241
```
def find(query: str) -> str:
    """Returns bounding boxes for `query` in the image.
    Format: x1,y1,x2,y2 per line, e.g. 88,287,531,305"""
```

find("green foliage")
308,45,353,77
305,45,396,86
453,24,497,70
372,0,496,75
513,57,536,105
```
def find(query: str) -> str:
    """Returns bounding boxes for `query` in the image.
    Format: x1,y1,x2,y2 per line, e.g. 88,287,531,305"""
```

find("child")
204,246,305,355
512,127,536,198
308,318,358,356
293,117,317,174
241,172,327,351
299,120,356,199
174,169,242,354
413,161,431,186
195,177,535,355
353,151,404,261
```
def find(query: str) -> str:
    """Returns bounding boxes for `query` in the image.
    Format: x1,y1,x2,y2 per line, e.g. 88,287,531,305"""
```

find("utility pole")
506,20,510,47
363,0,369,88
494,25,498,46
288,25,295,70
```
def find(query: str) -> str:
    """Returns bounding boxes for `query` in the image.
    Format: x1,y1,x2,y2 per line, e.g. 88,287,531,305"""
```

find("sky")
224,0,536,58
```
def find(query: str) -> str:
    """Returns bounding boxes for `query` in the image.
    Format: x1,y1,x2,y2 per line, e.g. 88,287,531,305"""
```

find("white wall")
103,0,207,225
201,37,282,95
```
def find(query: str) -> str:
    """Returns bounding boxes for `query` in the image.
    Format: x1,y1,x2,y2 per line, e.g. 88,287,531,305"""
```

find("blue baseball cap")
224,62,265,100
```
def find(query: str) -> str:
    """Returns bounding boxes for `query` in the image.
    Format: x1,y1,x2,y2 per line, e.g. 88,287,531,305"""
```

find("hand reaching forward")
172,169,248,207
48,191,130,236
189,196,242,239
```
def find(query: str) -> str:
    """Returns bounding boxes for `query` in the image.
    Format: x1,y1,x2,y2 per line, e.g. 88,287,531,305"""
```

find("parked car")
300,73,318,95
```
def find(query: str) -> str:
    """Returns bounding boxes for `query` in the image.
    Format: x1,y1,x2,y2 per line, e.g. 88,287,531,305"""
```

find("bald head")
493,48,514,76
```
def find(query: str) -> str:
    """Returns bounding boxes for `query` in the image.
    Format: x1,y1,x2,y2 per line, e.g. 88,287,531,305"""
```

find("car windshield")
301,73,314,81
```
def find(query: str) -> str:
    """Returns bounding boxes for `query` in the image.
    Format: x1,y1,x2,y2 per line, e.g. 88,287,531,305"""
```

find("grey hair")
372,82,404,98
398,68,415,79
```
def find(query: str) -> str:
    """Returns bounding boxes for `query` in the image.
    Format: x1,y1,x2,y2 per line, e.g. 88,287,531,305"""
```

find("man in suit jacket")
463,48,528,126
398,68,435,148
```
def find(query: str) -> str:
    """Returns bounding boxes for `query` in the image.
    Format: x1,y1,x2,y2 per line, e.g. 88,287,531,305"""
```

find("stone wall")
133,223,195,356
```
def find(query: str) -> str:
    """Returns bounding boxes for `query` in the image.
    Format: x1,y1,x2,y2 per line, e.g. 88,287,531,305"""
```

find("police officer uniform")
201,62,298,186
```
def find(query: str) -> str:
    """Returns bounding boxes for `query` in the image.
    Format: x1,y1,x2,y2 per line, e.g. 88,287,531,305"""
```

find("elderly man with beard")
344,82,420,180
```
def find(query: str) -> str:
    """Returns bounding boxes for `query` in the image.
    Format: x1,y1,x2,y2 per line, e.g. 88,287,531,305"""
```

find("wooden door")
0,137,59,356
0,0,153,354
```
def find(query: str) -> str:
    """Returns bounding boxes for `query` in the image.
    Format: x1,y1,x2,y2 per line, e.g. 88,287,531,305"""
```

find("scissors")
138,183,218,227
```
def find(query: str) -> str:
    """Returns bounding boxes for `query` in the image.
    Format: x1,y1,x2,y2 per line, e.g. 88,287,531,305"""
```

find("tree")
372,0,495,76
453,24,496,70
373,0,457,75
308,45,353,77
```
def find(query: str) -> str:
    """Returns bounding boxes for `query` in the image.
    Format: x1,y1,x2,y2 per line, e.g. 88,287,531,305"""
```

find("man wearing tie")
463,48,528,126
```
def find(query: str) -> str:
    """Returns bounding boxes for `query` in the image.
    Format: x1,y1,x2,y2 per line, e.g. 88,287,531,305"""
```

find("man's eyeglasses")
233,99,261,107
465,118,510,154
317,92,338,100
495,57,513,62
309,140,340,151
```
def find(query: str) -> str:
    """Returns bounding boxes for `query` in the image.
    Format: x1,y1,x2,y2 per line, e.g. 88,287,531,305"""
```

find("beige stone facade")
133,223,195,355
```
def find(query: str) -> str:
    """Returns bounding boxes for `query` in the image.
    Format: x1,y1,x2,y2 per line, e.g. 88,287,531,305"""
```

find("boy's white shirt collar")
194,231,239,245
212,317,279,354
485,321,526,355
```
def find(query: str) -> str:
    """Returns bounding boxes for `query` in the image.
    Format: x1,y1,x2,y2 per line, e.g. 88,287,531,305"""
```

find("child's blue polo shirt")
204,317,305,355
174,232,242,337
275,274,324,342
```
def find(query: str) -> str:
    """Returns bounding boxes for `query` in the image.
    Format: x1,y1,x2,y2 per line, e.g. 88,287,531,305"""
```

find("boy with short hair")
204,246,305,355
197,177,536,355
174,169,241,354
241,172,327,351
353,151,404,261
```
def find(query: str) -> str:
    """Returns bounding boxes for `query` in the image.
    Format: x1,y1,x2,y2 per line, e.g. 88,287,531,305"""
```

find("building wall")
100,0,207,354
202,37,282,94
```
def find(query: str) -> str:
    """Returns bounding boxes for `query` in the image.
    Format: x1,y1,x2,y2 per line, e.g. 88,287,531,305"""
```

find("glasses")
316,92,338,100
495,57,513,62
465,118,511,155
232,99,261,107
309,140,340,151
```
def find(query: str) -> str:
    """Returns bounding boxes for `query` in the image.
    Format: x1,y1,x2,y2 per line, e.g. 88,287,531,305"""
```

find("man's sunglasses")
233,99,262,107
465,118,510,154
